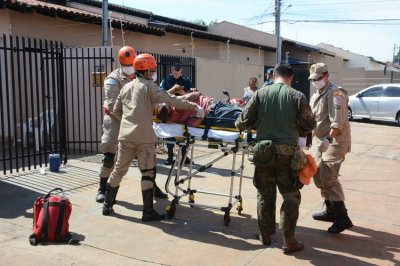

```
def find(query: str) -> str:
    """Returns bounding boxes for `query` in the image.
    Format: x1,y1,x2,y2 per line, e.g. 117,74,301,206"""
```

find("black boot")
142,188,166,222
328,201,353,234
312,200,334,222
181,147,192,166
96,177,108,203
154,182,168,199
102,184,120,216
165,145,174,165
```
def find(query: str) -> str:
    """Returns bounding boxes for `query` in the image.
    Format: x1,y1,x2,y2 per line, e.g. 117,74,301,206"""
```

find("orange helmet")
118,46,136,66
133,53,157,71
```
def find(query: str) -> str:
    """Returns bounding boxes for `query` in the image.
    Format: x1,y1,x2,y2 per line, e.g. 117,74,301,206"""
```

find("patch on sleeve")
333,90,343,109
105,78,118,85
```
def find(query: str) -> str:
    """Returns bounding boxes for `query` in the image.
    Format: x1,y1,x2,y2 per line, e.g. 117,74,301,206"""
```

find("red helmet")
133,53,157,71
118,46,136,66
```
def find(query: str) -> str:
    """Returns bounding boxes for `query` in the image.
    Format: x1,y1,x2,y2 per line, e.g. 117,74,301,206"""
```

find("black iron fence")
0,35,65,174
0,35,196,175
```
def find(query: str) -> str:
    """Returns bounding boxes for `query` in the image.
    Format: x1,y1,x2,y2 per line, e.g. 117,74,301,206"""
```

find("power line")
293,0,400,6
284,18,400,23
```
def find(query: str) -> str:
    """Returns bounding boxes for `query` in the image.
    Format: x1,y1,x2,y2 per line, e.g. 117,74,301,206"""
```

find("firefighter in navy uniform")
96,46,168,203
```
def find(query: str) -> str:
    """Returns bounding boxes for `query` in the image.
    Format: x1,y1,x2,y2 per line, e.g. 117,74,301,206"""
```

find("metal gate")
1,35,196,175
63,46,114,156
0,35,66,174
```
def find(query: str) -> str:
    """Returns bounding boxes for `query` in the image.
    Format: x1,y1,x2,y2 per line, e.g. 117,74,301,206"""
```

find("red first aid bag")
29,188,73,245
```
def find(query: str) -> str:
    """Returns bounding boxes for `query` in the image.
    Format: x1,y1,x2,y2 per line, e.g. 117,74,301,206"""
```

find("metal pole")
227,40,230,63
275,0,281,64
191,32,194,58
391,44,396,83
102,0,108,46
109,11,114,47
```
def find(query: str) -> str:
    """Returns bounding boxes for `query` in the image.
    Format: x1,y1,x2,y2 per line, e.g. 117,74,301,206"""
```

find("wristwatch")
326,136,333,144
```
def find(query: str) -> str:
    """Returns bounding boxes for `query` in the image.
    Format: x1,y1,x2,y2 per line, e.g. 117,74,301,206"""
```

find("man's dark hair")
172,63,182,71
274,63,293,78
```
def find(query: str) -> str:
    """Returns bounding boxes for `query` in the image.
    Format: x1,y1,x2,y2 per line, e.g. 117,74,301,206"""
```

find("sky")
108,0,400,62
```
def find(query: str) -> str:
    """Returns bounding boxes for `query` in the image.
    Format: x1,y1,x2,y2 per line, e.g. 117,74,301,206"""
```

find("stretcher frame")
156,117,253,226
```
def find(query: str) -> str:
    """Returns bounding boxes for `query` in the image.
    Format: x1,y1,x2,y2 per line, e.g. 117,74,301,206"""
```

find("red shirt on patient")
158,92,214,127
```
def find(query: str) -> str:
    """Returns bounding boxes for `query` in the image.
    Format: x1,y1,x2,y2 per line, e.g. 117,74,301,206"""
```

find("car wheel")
396,112,400,126
347,107,353,120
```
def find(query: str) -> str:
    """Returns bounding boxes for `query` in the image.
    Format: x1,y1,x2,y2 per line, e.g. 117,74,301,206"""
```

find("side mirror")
356,93,362,98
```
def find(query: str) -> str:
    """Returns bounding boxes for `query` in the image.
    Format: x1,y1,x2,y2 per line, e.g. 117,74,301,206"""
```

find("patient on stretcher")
157,91,214,127
156,91,243,128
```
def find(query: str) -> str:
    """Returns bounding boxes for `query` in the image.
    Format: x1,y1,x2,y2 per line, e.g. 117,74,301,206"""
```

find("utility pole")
275,0,281,64
102,0,109,46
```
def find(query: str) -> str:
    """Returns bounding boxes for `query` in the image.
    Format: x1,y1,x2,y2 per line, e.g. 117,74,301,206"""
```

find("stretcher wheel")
165,204,176,220
236,202,243,215
189,193,195,207
223,212,231,226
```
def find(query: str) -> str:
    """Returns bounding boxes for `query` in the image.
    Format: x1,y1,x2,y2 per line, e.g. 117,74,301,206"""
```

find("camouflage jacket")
235,83,316,148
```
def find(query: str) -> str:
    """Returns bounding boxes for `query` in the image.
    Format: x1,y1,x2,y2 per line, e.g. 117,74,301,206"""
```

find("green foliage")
191,19,219,27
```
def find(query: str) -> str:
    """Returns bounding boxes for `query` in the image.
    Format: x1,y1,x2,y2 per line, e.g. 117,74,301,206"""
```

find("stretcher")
153,118,253,226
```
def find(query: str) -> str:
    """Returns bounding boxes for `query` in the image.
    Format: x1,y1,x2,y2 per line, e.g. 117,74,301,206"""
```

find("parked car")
348,84,400,124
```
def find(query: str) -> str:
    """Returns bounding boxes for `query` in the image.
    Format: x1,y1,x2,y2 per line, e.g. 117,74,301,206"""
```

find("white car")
348,84,400,124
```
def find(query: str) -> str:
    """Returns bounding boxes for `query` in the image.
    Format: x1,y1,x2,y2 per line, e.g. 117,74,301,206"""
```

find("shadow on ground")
110,199,261,251
0,181,40,219
292,224,400,265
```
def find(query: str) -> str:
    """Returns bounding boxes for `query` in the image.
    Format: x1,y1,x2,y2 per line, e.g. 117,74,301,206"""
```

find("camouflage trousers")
253,153,302,238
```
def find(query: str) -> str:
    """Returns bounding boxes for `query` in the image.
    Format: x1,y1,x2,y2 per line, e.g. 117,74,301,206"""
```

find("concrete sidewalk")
0,121,399,266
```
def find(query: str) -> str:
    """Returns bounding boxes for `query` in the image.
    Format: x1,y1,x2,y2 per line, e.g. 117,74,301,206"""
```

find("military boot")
164,145,174,166
102,184,120,216
256,232,271,246
312,200,334,222
328,201,353,234
282,232,304,254
142,188,166,222
96,177,108,203
153,182,168,199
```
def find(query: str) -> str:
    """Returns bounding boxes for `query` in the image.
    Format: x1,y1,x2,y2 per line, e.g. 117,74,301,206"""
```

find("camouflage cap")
308,63,328,80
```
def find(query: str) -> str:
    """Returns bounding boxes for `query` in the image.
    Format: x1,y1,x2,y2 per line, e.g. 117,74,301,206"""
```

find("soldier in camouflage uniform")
308,63,353,234
235,63,316,254
96,46,168,203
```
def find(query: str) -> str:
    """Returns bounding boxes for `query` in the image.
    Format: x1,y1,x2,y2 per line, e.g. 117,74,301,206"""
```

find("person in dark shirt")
159,63,195,166
160,63,193,95
263,68,274,86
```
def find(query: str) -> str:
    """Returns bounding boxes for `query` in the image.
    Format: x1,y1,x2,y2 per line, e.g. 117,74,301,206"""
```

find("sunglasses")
311,73,326,82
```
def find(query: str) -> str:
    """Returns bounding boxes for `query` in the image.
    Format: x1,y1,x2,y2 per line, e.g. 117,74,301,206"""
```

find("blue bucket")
49,153,62,172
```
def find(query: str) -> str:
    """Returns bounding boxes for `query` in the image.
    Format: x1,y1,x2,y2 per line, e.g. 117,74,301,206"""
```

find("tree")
191,19,219,27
